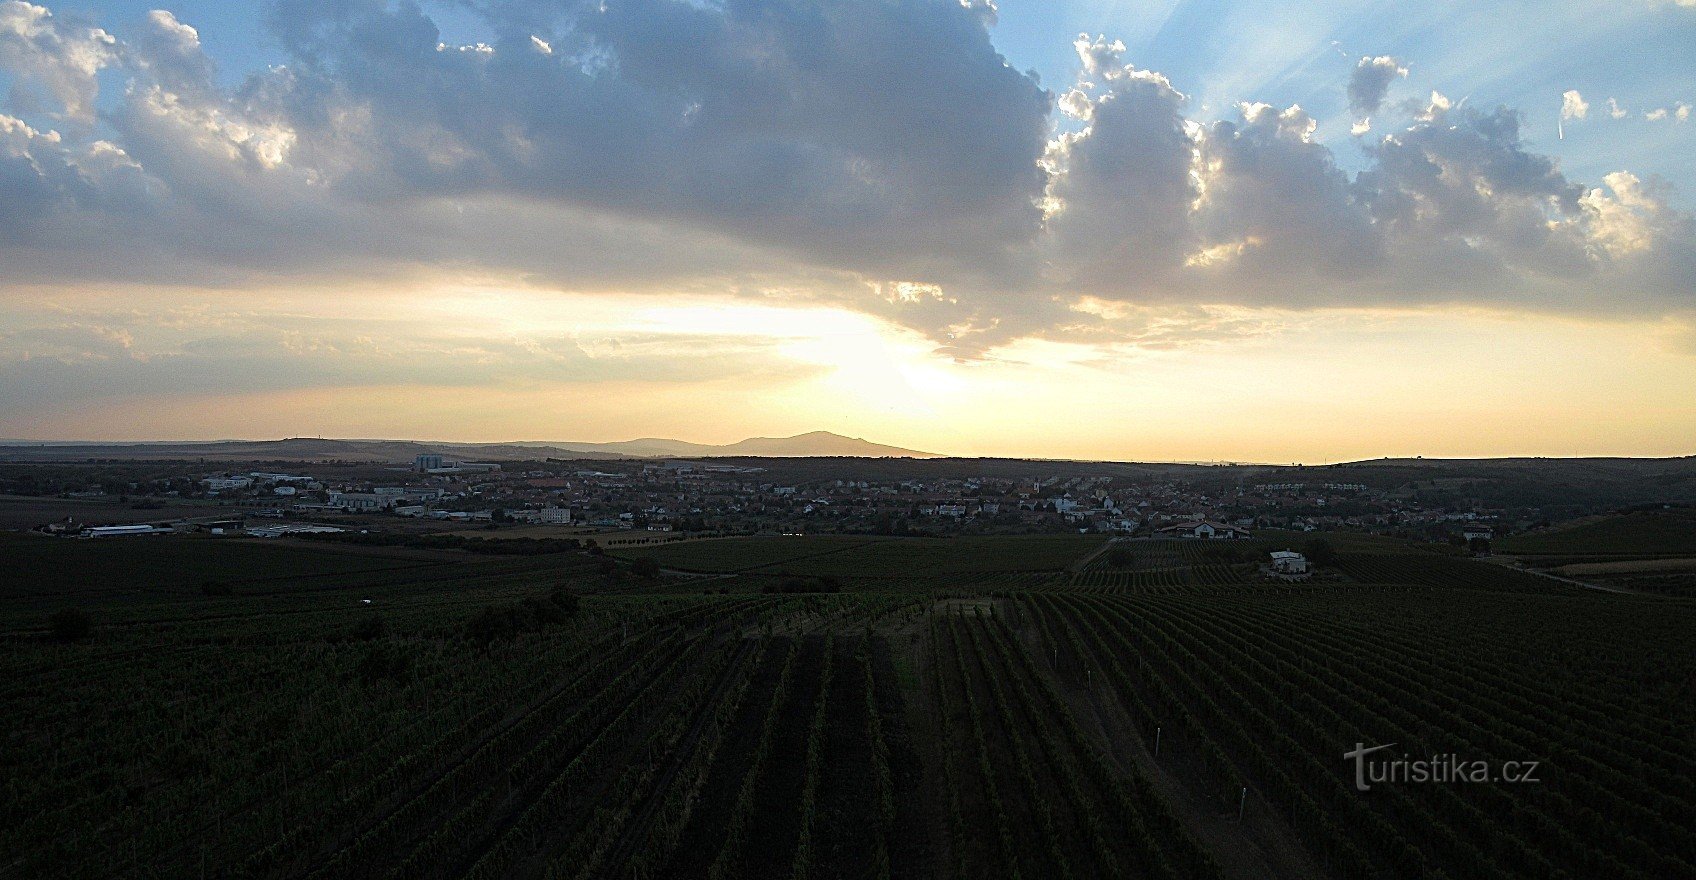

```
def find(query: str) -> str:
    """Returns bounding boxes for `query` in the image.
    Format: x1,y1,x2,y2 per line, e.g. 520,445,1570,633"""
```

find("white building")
249,472,313,483
84,524,172,538
1269,550,1309,575
247,523,345,538
1157,520,1253,540
201,477,254,492
328,492,389,511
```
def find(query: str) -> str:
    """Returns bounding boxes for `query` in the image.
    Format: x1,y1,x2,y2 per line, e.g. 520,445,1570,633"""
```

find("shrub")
631,557,662,579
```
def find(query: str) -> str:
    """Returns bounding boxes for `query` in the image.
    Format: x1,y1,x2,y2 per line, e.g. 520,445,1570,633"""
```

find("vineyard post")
1155,726,1161,757
1237,787,1247,823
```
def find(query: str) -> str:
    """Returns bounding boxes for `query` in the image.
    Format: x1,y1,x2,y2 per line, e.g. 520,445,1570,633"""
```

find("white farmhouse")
1269,550,1309,576
1156,519,1253,540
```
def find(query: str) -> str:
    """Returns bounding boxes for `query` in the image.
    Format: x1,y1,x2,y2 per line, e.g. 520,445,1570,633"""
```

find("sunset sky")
3,0,1694,461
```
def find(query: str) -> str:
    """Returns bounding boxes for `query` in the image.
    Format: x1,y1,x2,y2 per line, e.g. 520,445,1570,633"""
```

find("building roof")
1157,519,1248,533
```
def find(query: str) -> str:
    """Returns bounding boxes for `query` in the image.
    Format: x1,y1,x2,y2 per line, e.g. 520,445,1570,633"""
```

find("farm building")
1156,520,1253,540
83,524,172,538
199,519,246,536
1269,550,1309,575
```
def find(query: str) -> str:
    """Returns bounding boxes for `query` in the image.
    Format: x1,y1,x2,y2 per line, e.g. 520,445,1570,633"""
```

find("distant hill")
0,432,940,462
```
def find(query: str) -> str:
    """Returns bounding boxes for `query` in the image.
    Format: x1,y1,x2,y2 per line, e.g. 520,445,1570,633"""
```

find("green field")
5,531,1693,879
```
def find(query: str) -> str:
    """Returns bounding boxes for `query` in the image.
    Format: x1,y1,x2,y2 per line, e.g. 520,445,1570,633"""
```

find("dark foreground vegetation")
3,529,1693,879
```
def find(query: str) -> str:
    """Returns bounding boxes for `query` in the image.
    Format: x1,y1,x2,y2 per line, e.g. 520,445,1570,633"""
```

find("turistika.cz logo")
1344,743,1543,791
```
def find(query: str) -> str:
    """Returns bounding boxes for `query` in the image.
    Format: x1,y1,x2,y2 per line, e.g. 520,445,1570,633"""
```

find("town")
6,451,1536,549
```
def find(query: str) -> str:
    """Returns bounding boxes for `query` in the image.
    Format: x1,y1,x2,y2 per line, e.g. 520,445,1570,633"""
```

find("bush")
50,608,91,642
631,557,662,579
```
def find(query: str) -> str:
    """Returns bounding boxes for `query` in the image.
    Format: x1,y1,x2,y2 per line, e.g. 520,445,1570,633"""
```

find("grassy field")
6,531,1694,879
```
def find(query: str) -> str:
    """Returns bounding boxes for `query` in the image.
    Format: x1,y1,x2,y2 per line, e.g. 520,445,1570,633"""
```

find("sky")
1,0,1694,462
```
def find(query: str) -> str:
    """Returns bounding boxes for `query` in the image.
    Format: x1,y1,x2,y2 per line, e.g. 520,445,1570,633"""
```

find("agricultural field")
613,534,1107,593
0,495,250,530
608,535,883,573
1496,507,1696,556
0,533,454,603
1493,508,1696,596
4,532,1692,879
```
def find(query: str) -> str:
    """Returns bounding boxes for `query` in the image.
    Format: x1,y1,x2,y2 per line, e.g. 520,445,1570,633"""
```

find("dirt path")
1018,600,1329,880
1485,558,1639,594
1066,536,1119,573
595,637,759,878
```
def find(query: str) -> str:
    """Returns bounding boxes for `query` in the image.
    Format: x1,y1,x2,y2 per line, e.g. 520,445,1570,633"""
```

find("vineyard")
5,532,1693,878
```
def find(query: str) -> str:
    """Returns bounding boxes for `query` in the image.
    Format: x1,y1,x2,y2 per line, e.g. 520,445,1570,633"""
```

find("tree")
1302,537,1338,568
631,557,662,579
50,608,91,642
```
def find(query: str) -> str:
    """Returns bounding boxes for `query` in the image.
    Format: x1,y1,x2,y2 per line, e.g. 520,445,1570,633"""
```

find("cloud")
1607,97,1629,119
0,1,117,121
1041,35,1198,290
1561,89,1589,121
0,300,825,411
1347,55,1407,119
0,5,1692,360
1644,102,1691,121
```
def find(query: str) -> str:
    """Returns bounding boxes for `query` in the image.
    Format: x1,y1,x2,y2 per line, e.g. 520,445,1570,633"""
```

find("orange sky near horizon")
5,284,1693,464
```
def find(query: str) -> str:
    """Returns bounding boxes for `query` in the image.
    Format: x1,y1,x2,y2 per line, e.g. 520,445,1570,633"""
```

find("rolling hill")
0,431,940,462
